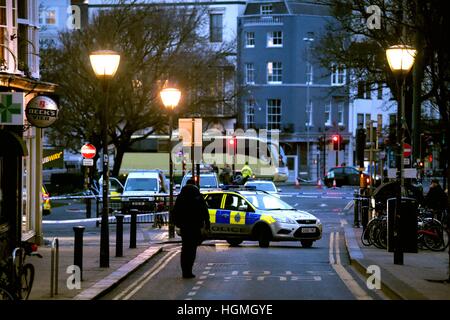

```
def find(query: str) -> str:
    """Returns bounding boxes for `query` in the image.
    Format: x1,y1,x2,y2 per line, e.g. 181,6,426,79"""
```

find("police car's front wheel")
254,225,271,248
227,239,243,247
301,240,313,248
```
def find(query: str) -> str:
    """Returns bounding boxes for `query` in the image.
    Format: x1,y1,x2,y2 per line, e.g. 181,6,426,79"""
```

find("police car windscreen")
125,178,158,191
244,194,294,210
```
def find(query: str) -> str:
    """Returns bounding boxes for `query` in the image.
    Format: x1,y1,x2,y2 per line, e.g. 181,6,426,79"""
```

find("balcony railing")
242,15,284,26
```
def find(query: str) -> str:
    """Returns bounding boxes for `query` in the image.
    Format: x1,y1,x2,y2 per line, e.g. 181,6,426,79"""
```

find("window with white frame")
331,63,346,86
357,113,364,127
306,101,313,127
245,32,255,48
209,13,223,43
1,0,18,72
267,31,282,47
357,113,372,128
365,114,371,129
245,63,255,84
39,7,56,26
267,99,281,130
325,103,331,126
245,99,255,128
261,4,273,15
337,101,344,125
267,61,282,84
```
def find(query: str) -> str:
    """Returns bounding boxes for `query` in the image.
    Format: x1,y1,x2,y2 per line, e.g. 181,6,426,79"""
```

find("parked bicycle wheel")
361,219,376,246
423,225,445,251
0,286,15,300
18,264,34,300
377,226,388,249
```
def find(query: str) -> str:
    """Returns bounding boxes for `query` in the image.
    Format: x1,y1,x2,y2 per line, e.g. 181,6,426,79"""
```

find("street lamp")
160,85,181,239
386,44,416,265
303,35,314,179
89,50,121,268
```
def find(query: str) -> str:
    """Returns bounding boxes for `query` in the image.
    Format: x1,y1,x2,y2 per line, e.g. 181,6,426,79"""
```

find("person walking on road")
172,179,210,278
241,161,253,184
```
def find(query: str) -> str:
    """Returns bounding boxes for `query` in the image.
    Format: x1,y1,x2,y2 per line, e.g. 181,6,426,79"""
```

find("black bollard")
353,190,360,227
86,197,92,219
130,209,137,248
115,213,124,257
73,226,85,281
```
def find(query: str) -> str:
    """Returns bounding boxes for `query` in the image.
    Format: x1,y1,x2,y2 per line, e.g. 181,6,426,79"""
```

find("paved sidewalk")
344,225,450,300
28,224,178,300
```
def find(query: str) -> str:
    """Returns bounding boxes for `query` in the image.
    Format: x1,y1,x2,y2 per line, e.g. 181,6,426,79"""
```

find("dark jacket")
173,184,210,230
424,184,447,210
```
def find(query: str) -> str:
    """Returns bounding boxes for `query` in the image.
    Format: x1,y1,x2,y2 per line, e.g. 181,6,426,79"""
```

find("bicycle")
0,242,42,300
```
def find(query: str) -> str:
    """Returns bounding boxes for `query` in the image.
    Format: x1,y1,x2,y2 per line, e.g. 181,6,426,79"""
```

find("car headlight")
275,216,297,224
316,218,321,225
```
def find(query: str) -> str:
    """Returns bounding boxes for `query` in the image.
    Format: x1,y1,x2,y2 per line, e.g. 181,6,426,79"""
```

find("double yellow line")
113,249,180,300
329,231,372,300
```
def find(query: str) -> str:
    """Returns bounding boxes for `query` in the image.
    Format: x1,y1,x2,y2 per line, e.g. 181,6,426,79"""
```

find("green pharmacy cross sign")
0,93,24,125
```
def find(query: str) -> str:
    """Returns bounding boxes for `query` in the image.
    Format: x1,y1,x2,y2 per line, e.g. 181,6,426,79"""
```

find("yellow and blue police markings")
210,209,268,225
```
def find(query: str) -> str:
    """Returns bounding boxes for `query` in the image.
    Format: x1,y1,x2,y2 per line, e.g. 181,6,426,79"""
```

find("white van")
122,171,169,209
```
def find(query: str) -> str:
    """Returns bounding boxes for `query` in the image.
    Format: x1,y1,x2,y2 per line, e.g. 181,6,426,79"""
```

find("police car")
196,187,322,248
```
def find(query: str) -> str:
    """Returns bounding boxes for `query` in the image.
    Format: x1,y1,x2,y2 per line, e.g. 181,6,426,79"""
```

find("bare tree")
40,2,236,176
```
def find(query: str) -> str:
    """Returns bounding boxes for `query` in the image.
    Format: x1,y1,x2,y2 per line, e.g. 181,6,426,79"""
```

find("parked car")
244,180,281,198
324,166,381,187
179,171,220,191
122,170,169,211
91,176,124,199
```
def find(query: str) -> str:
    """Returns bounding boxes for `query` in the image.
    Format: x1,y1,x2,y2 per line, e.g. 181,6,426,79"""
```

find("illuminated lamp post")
386,44,416,265
89,50,121,268
160,85,181,239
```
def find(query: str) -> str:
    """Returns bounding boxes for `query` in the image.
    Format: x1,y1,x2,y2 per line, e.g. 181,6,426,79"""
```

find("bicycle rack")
50,238,59,297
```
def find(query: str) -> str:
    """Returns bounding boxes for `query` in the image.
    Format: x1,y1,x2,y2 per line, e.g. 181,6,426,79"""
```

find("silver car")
244,180,281,198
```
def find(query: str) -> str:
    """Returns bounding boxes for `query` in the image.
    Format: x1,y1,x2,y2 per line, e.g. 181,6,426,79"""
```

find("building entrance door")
286,155,298,183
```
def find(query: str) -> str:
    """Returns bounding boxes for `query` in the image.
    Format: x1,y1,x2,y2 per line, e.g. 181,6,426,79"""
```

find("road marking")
329,232,335,265
113,249,180,300
329,231,372,300
340,219,348,228
344,200,354,211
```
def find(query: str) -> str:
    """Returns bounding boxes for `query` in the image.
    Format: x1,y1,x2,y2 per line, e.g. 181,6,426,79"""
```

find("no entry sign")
403,143,412,157
81,143,96,159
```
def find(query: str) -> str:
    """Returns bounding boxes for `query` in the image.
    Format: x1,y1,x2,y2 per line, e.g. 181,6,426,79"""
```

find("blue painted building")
237,0,349,180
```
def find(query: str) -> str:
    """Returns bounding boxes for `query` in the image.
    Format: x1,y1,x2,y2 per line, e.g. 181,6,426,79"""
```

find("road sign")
82,158,94,166
403,143,412,157
81,143,96,159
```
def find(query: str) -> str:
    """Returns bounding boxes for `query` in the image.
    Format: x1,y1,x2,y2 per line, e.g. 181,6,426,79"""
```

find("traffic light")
356,128,366,166
332,135,339,150
228,136,237,154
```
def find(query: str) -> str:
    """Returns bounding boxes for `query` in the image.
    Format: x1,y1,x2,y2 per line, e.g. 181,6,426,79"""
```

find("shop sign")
0,93,24,125
25,96,59,128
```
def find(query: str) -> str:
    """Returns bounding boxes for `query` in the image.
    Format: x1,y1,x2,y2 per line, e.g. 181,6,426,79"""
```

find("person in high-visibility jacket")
241,161,253,184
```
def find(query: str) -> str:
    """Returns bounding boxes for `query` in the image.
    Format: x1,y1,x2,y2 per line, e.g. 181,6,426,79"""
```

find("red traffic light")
229,139,235,145
332,135,339,141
